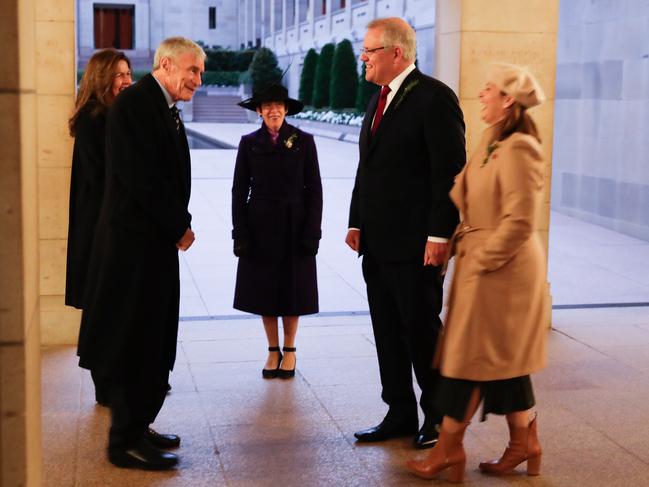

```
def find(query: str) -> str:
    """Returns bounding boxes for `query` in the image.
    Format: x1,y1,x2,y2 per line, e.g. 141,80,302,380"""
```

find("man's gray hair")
367,17,417,62
153,37,206,70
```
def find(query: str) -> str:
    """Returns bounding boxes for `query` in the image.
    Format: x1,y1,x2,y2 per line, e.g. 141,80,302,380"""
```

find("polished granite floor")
42,306,649,486
42,126,649,486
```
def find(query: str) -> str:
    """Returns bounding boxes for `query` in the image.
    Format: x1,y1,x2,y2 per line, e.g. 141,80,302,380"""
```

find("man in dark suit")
346,17,465,449
77,37,204,469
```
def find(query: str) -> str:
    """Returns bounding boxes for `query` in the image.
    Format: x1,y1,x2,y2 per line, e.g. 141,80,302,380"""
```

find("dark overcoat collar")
251,121,299,155
140,74,191,196
360,69,422,160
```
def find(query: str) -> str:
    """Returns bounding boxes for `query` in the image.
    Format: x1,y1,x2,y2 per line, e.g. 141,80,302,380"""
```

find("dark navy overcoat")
232,121,322,316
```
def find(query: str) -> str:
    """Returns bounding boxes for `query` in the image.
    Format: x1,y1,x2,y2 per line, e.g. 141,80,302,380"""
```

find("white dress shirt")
351,63,448,244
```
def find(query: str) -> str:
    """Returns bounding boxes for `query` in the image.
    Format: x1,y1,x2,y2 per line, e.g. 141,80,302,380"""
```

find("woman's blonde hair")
68,48,131,136
497,101,541,144
367,17,417,62
153,37,206,70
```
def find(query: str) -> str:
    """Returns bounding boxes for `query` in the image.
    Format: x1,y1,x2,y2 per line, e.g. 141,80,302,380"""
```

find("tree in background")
355,63,380,112
329,39,359,109
312,43,335,109
203,47,256,72
248,47,283,93
298,48,319,106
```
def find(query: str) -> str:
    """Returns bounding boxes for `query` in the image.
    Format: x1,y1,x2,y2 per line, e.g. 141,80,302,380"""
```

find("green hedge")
76,69,148,84
312,43,335,109
77,69,243,87
355,63,380,112
204,48,256,72
298,48,318,106
248,47,283,94
330,39,358,109
201,71,244,86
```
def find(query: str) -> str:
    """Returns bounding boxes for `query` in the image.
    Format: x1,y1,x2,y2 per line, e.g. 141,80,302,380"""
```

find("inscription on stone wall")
467,46,546,68
461,34,557,100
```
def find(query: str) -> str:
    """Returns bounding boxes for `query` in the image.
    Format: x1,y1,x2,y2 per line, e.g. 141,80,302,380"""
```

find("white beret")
486,63,546,108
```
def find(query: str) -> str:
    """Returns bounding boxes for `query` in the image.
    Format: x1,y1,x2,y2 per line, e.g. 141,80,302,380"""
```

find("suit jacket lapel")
360,90,379,163
367,69,421,156
143,74,191,200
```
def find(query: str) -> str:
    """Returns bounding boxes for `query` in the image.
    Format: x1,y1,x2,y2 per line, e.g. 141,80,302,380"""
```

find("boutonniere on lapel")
284,133,298,150
393,79,420,110
481,141,500,167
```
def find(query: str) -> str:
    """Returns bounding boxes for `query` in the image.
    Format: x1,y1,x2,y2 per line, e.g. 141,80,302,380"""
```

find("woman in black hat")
232,84,323,379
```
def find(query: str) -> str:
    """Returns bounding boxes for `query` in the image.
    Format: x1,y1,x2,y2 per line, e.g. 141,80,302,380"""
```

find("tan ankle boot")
479,413,542,476
405,423,469,483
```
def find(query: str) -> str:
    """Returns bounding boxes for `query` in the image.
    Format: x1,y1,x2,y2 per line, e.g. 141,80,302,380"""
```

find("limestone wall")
1,0,44,484
552,0,649,241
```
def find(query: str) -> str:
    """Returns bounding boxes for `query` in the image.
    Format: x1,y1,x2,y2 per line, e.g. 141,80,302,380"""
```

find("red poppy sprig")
481,141,500,167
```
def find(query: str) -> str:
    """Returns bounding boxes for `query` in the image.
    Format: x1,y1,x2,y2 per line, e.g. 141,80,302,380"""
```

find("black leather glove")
300,238,319,256
233,239,250,257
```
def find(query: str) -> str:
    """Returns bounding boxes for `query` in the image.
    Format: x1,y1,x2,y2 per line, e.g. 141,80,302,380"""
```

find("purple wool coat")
231,122,323,316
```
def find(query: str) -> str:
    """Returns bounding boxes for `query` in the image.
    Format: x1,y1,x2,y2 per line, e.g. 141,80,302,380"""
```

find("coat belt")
442,224,493,275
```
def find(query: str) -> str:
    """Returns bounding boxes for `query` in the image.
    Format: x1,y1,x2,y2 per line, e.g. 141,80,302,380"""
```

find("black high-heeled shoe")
277,347,296,379
262,346,283,379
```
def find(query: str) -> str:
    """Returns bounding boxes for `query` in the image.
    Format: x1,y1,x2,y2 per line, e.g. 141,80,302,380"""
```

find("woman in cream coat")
406,63,549,482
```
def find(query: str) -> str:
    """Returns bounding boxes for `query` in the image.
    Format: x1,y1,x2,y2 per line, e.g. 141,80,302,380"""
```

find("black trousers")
362,253,444,425
108,365,170,450
90,369,110,404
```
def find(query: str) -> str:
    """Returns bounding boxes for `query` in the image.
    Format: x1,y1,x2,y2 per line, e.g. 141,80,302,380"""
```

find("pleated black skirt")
435,375,535,422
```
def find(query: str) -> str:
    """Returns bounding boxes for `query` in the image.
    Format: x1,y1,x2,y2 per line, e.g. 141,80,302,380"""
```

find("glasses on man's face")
361,45,392,55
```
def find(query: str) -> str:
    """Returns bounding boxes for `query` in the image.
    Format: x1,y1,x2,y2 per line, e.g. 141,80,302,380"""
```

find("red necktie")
371,86,391,136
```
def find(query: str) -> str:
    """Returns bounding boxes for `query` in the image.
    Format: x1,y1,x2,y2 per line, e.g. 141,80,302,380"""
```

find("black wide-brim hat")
238,84,304,116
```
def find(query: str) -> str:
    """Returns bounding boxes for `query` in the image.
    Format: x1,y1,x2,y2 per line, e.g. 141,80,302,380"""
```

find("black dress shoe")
354,417,419,443
414,421,440,449
277,346,296,379
146,427,181,449
262,346,283,378
108,440,179,470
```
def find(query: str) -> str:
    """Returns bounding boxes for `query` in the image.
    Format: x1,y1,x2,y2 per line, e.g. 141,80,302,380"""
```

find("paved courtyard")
42,123,649,486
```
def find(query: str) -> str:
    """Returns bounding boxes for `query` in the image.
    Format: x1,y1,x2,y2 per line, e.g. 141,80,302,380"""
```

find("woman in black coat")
66,48,132,402
232,84,323,379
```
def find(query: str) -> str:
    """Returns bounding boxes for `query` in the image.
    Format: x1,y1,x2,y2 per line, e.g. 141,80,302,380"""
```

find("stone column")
282,0,287,34
435,0,559,317
1,0,43,484
325,0,333,31
261,0,266,44
296,0,301,42
269,0,276,48
36,0,78,345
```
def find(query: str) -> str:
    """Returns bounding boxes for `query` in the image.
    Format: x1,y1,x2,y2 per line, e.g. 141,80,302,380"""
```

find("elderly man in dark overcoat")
346,18,466,449
77,37,204,470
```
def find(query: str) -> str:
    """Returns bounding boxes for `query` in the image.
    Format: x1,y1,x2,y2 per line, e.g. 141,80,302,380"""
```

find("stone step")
191,95,249,122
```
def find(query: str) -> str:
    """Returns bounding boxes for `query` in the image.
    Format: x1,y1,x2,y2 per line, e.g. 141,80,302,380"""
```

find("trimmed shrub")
312,43,335,109
330,39,359,109
355,63,380,112
248,47,283,94
298,48,318,106
204,48,256,72
201,71,245,86
76,69,148,84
